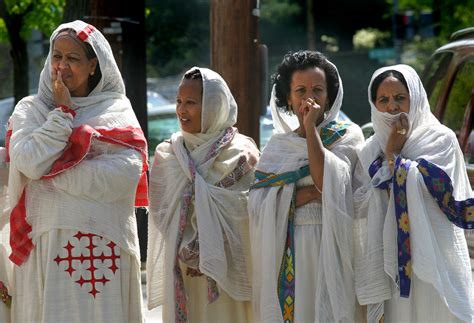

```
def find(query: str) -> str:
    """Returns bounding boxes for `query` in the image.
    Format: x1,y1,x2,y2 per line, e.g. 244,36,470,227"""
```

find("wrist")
57,104,76,117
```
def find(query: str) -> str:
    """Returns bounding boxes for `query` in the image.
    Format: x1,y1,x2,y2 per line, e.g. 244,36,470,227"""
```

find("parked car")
421,27,474,256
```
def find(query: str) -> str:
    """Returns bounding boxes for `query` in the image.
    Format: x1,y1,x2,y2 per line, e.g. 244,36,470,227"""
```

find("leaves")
0,0,65,43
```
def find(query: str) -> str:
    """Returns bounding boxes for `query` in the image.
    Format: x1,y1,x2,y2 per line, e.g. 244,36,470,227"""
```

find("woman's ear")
89,58,98,76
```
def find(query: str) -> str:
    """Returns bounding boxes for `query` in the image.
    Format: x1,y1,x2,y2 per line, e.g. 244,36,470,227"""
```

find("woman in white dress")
353,64,474,322
6,20,148,322
248,50,365,322
146,67,259,322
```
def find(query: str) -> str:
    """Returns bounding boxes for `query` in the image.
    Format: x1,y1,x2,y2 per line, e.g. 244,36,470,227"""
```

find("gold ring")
397,128,407,135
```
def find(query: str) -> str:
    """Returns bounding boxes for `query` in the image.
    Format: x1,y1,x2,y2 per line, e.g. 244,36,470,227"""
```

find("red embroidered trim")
9,191,34,266
9,126,149,266
77,24,95,41
58,105,76,117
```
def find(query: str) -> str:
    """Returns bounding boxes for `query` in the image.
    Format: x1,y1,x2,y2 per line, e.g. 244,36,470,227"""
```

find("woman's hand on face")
300,98,324,131
385,113,410,157
51,69,73,108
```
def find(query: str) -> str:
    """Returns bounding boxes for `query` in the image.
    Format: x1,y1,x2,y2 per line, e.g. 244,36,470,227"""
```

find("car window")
148,113,179,154
422,52,453,113
443,59,474,135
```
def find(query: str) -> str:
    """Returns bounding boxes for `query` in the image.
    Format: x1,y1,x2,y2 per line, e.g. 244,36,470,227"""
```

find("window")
422,52,453,112
443,59,474,135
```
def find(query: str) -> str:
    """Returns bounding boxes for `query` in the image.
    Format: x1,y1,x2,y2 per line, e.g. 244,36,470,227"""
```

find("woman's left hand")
300,98,324,132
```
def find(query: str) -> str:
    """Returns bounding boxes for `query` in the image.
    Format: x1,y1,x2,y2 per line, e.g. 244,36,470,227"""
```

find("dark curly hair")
370,70,409,103
184,68,202,80
271,50,339,113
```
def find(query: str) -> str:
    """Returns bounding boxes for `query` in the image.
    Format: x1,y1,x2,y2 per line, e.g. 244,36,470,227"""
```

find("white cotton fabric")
146,67,258,322
354,64,474,322
0,147,11,323
13,230,142,323
7,20,144,322
249,63,365,322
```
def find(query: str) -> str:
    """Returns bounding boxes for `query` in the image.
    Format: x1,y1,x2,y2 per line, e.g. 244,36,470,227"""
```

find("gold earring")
90,72,94,76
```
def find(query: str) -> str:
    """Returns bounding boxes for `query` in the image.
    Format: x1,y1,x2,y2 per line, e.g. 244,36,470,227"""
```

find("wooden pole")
210,0,261,145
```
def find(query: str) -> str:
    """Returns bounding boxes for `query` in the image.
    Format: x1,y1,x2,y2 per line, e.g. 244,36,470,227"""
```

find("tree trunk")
210,0,261,145
62,0,90,22
306,0,316,50
0,0,30,104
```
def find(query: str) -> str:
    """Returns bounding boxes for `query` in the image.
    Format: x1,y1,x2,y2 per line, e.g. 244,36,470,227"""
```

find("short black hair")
370,70,409,103
271,50,339,113
184,68,202,80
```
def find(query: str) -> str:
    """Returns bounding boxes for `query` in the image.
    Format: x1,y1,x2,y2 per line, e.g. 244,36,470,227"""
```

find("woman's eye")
296,88,305,94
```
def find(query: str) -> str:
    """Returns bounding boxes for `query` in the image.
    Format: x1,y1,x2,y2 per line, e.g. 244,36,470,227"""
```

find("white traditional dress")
6,21,148,323
248,62,365,323
147,67,259,322
0,147,12,323
354,64,474,323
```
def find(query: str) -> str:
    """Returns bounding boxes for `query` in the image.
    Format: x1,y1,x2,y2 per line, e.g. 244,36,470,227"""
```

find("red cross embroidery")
54,231,120,298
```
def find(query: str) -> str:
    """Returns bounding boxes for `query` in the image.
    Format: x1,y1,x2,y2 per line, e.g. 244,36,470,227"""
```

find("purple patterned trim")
392,157,412,298
417,158,474,229
368,155,391,189
173,127,251,322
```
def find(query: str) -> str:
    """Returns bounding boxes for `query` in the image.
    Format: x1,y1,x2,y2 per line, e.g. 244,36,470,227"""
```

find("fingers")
299,98,321,115
55,70,64,87
400,114,409,130
51,68,57,82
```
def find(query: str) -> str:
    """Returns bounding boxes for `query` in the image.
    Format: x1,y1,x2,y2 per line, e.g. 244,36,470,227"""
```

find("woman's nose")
387,98,399,113
176,103,184,114
57,58,68,70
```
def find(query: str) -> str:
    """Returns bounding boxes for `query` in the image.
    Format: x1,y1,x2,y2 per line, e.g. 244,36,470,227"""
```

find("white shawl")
7,20,144,266
249,62,364,322
146,68,259,317
354,64,474,322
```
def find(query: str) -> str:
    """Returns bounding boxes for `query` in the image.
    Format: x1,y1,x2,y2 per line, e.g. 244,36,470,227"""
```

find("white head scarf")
368,64,439,149
37,20,126,107
181,67,238,150
270,59,344,134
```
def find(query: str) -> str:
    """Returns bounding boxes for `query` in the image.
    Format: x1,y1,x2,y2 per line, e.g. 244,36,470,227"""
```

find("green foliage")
353,28,391,50
146,0,210,77
260,0,301,24
386,0,432,12
0,0,64,43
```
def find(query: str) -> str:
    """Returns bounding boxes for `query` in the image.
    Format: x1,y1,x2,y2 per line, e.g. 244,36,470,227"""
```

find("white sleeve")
9,104,73,180
51,147,143,203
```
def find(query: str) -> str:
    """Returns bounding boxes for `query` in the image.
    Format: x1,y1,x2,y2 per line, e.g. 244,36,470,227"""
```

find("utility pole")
82,1,147,136
75,0,148,262
210,0,262,145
